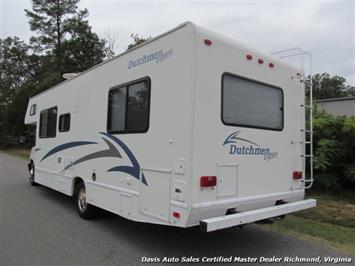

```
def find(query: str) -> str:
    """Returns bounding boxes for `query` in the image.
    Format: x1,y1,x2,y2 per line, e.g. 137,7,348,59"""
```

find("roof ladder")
271,48,314,189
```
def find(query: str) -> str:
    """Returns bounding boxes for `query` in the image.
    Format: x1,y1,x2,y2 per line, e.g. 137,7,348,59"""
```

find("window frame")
221,72,284,131
39,106,58,138
58,113,71,133
107,77,151,134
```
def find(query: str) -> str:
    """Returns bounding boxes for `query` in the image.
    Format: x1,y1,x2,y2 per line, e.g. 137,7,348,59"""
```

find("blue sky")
1,0,354,85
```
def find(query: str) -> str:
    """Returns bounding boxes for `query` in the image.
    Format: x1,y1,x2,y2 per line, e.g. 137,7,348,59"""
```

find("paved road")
0,153,352,266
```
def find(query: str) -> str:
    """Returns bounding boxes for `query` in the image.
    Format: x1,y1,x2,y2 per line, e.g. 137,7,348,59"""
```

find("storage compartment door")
140,168,171,222
217,164,238,198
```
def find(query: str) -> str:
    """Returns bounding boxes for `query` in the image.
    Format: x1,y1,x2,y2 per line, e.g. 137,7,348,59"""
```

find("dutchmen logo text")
128,49,173,69
223,131,278,161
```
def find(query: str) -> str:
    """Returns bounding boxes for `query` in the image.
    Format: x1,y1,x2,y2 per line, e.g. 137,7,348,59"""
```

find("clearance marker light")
204,39,212,46
258,58,264,64
269,62,274,68
246,54,253,60
173,211,181,218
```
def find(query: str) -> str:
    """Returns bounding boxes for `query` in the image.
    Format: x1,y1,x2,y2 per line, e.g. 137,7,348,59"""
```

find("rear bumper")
200,199,316,232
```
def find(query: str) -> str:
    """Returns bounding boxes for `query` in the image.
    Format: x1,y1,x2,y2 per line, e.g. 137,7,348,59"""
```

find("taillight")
200,176,217,187
293,171,302,180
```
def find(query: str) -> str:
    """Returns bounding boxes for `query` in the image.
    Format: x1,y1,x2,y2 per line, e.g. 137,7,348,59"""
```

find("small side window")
30,104,37,116
59,113,70,132
39,107,57,138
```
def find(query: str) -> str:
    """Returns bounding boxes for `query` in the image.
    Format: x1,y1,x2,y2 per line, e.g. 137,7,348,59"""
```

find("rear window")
222,73,283,131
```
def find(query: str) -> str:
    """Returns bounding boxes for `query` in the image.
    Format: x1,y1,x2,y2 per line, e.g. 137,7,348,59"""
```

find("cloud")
1,0,354,85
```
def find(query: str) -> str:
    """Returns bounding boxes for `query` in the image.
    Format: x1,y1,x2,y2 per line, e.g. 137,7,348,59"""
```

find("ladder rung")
305,141,311,144
304,179,315,182
300,104,313,109
301,154,313,157
301,129,313,133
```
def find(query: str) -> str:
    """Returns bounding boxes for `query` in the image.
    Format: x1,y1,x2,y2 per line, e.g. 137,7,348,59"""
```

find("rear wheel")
75,182,97,219
29,162,37,186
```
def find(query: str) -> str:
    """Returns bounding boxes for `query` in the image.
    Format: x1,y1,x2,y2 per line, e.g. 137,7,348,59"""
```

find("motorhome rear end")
24,22,316,231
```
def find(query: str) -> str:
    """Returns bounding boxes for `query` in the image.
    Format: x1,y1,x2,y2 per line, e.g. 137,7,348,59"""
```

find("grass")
297,196,355,228
0,148,30,160
261,193,355,255
263,215,355,255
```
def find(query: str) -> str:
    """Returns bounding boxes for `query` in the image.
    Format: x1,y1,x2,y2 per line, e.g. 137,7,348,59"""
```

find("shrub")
312,111,355,192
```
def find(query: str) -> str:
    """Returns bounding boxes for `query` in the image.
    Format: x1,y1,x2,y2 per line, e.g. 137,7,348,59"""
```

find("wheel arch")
71,176,85,196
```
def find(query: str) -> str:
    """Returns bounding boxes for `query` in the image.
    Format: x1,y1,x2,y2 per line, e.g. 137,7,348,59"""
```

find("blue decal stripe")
223,131,259,146
100,132,148,186
41,141,97,162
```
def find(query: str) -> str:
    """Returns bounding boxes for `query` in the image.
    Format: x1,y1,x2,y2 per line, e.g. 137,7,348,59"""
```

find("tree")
312,73,355,100
0,37,32,106
103,28,119,59
0,37,40,142
1,1,112,147
25,0,83,76
25,0,109,77
127,34,150,50
61,11,106,73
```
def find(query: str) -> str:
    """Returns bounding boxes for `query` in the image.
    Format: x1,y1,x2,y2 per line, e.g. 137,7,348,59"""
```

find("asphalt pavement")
0,152,352,266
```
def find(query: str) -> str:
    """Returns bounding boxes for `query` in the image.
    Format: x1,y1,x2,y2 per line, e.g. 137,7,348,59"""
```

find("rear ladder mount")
271,48,314,189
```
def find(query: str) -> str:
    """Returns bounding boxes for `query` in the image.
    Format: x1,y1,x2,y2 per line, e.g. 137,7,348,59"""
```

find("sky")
1,0,354,85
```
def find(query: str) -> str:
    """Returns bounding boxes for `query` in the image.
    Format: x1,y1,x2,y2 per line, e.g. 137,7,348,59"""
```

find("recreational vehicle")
24,22,316,232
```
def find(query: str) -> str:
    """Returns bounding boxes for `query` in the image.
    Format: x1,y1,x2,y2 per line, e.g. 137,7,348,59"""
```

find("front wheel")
75,182,97,219
29,162,37,186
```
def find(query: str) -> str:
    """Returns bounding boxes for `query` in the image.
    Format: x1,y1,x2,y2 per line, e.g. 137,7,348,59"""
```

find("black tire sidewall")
75,182,96,219
76,183,87,216
29,162,37,186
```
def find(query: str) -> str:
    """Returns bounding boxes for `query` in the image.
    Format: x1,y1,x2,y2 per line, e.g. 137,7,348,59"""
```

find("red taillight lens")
246,54,253,60
258,58,264,64
200,176,217,187
173,211,180,218
293,171,302,180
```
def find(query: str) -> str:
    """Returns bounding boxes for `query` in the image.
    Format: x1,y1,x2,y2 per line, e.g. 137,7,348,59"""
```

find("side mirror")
18,136,26,145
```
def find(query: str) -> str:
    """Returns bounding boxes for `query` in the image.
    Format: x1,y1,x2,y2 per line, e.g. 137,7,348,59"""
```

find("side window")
107,78,150,133
39,107,57,138
30,104,37,116
59,113,70,132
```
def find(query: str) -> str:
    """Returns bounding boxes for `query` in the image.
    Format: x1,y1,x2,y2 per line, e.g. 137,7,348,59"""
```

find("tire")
75,182,97,219
29,161,37,186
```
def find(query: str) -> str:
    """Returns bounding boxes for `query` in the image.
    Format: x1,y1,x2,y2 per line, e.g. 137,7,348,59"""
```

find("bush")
312,111,355,192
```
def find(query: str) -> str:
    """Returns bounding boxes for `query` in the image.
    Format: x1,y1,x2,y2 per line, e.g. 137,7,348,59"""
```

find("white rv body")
25,22,316,231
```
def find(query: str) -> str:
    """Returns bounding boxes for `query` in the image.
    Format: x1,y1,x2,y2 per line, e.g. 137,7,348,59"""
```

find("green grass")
0,148,30,160
296,196,355,228
262,192,355,255
263,215,355,255
307,190,355,204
